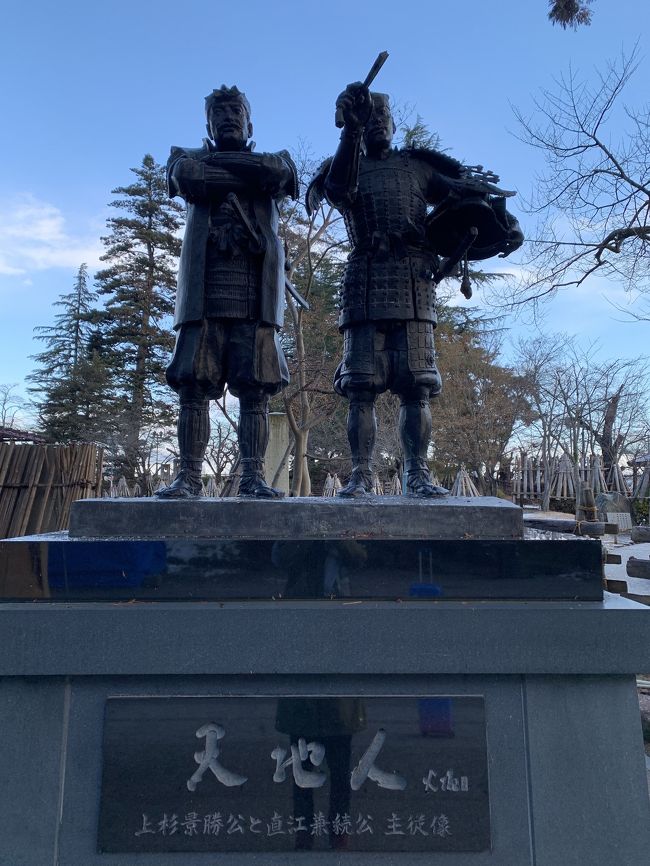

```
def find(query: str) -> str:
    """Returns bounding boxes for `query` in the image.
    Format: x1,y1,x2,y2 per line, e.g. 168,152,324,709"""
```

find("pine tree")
400,115,441,151
94,154,184,484
430,305,533,493
28,263,112,442
548,0,593,29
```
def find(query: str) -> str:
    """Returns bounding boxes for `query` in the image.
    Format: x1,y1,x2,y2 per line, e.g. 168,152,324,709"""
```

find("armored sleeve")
167,146,208,202
324,128,363,210
202,150,297,198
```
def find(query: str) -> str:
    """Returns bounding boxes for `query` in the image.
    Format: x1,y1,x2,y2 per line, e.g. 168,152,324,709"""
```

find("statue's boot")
400,392,448,498
156,398,208,499
404,461,449,497
238,458,284,498
337,466,374,497
238,394,284,499
156,468,203,498
338,393,376,498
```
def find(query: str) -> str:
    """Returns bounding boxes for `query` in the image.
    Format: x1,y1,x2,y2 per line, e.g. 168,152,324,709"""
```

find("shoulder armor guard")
168,142,210,164
406,147,467,179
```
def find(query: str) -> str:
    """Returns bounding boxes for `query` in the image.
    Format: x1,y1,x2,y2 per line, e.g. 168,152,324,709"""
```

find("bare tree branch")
505,48,650,314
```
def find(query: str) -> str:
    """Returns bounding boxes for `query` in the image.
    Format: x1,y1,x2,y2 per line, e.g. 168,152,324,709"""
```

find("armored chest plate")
344,153,428,248
205,195,262,319
340,153,437,326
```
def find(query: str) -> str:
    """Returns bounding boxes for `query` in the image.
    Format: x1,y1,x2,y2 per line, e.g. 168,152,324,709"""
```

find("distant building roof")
632,453,650,464
0,426,46,444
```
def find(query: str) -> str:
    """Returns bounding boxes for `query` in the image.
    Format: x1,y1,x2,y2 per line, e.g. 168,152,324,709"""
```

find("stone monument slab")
98,695,490,854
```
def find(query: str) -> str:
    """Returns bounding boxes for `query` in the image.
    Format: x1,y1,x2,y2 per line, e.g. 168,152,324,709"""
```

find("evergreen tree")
400,115,441,151
94,154,184,483
548,0,593,29
431,305,533,493
28,263,112,442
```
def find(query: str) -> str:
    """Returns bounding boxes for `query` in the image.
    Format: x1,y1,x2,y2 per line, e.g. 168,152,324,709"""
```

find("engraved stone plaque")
98,696,490,853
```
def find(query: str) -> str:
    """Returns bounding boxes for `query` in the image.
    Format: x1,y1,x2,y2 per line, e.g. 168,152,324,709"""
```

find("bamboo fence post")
14,446,46,537
28,445,54,536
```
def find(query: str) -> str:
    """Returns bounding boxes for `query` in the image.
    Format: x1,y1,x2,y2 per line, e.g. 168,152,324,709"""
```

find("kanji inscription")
98,696,490,853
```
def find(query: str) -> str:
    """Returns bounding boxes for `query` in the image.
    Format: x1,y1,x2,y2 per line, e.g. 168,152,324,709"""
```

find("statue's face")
364,96,394,150
208,99,252,149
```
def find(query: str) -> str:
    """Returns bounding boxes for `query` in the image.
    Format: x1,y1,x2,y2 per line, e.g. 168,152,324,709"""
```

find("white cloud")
0,193,103,277
0,256,25,276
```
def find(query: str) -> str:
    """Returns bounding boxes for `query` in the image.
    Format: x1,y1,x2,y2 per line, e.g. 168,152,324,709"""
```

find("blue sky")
1,0,648,399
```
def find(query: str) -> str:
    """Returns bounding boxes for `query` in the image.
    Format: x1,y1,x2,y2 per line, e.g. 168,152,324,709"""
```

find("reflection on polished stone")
98,695,490,853
0,535,603,601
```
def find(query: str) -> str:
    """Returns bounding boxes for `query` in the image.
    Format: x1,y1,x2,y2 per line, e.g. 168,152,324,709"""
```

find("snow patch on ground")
602,533,650,596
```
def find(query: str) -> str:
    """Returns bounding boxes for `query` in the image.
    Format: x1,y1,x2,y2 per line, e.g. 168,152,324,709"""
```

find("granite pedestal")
0,496,648,865
68,495,524,540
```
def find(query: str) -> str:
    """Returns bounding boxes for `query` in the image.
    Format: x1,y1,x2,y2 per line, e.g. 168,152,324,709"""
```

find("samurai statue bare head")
205,85,253,150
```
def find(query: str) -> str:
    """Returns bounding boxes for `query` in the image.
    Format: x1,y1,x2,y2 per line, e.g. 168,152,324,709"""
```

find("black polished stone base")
0,535,603,602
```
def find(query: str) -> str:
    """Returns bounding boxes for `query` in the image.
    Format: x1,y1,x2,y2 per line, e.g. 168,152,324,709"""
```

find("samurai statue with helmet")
307,76,523,497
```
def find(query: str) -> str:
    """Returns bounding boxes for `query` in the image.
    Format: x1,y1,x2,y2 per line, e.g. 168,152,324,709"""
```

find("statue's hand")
336,82,372,131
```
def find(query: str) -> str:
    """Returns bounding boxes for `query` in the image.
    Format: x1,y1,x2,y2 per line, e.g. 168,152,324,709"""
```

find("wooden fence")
0,443,103,538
